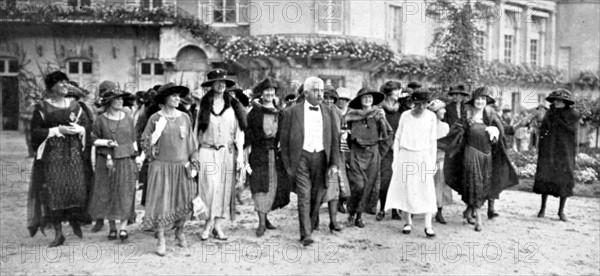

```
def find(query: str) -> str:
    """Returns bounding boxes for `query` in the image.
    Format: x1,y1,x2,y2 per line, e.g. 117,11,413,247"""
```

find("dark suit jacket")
445,101,467,127
280,102,341,180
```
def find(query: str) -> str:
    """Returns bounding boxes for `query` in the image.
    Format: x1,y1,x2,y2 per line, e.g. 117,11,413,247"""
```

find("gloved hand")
485,126,499,142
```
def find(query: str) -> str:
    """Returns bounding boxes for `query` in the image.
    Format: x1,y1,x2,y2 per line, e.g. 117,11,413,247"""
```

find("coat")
440,106,519,198
533,106,579,197
445,101,468,128
245,101,290,209
280,102,341,183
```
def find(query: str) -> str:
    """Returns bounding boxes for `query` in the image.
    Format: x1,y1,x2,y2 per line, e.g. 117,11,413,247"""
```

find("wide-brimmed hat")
407,81,422,90
226,86,249,106
448,84,470,96
428,99,446,112
546,88,574,105
466,86,496,106
96,88,135,108
252,78,279,99
153,82,190,104
410,88,431,103
349,88,385,109
201,69,235,88
44,71,69,90
337,87,352,101
324,85,339,103
284,94,297,102
65,81,89,100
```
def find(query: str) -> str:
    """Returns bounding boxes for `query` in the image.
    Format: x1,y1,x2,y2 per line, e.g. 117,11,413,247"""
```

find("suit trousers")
295,150,327,240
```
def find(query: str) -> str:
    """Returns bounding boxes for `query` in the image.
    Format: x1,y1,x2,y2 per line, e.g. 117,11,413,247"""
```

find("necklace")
107,111,123,133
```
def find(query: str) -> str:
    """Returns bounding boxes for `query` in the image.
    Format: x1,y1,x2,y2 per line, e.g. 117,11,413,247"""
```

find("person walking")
428,99,452,224
280,77,340,246
385,90,438,237
534,89,579,222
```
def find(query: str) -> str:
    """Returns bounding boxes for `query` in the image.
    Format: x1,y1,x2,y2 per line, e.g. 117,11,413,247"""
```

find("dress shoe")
354,219,365,228
329,222,342,232
256,226,266,237
463,210,476,225
71,221,83,238
265,219,277,230
424,228,436,238
119,230,129,241
49,235,65,248
375,211,385,221
402,224,412,234
347,214,355,225
558,212,568,222
212,228,228,241
337,202,347,214
537,208,546,218
487,210,499,219
108,230,118,240
391,210,401,220
435,212,447,224
301,237,314,247
91,220,104,233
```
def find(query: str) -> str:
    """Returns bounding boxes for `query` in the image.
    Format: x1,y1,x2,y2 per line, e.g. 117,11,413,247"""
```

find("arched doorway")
172,45,209,89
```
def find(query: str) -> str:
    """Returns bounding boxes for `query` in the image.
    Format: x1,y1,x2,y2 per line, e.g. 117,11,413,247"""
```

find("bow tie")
309,106,319,111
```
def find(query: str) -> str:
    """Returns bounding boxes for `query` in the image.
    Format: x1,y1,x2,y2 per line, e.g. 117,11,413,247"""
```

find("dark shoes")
487,210,499,219
119,230,129,241
558,212,568,222
256,226,266,237
49,235,65,248
424,228,436,238
337,202,347,214
108,230,118,240
375,211,385,221
265,219,277,230
301,237,314,247
537,208,545,218
212,228,228,241
391,210,401,220
354,219,365,228
70,221,83,238
91,220,104,233
463,210,476,225
435,212,447,224
329,222,342,232
402,224,412,234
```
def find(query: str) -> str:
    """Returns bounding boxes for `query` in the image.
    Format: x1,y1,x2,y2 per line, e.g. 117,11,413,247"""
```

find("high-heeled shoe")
70,221,83,239
212,228,228,241
49,235,65,248
435,212,447,224
119,230,128,241
265,218,277,230
108,230,118,240
463,210,476,225
402,224,412,234
487,210,499,219
424,228,436,238
200,230,210,241
329,222,342,232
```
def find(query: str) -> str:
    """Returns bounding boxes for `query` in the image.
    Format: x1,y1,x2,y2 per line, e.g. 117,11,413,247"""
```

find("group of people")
26,69,580,256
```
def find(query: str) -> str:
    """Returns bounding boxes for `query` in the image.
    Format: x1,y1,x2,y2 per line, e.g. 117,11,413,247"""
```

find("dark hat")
65,81,88,100
324,85,339,103
226,86,249,107
180,94,194,106
201,69,235,88
284,94,297,102
135,91,147,103
546,88,574,105
380,80,403,95
349,88,385,109
95,89,135,108
466,86,496,106
44,71,69,90
407,82,422,90
252,78,279,98
448,84,470,96
153,83,190,104
410,88,431,103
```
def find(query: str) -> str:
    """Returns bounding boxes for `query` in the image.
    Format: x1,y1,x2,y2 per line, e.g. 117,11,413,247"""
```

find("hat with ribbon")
466,86,496,106
95,80,134,107
44,71,69,91
448,84,470,96
428,99,447,112
410,88,431,103
153,82,190,105
546,88,574,105
226,85,249,107
349,88,385,109
201,69,236,88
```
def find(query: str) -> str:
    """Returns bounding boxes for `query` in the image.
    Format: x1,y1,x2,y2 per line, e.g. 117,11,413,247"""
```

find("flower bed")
508,149,600,184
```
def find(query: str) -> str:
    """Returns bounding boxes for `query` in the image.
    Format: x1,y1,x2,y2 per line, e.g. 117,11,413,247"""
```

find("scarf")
198,90,247,133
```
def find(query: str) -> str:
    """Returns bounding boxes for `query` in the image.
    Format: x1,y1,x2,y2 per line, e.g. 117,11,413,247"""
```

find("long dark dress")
88,114,138,220
27,100,93,236
245,102,290,212
462,122,492,208
533,106,579,197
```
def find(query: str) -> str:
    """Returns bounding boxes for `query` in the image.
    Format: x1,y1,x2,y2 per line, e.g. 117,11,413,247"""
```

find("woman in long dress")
385,90,437,237
534,89,579,221
196,69,246,241
427,99,452,224
88,88,138,241
245,78,290,237
141,83,199,256
27,71,93,247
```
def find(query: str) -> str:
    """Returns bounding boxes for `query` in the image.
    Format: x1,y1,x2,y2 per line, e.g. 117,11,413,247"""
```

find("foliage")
575,70,600,89
508,149,600,184
573,96,600,127
479,61,565,84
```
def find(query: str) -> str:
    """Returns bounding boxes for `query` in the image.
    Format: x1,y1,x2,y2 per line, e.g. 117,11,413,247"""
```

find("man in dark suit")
280,77,341,247
445,84,469,127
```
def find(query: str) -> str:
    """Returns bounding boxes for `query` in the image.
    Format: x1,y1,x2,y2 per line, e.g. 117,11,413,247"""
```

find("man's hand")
327,165,339,177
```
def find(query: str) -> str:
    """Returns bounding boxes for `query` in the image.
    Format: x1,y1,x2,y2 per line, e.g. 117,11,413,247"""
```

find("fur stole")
198,90,247,133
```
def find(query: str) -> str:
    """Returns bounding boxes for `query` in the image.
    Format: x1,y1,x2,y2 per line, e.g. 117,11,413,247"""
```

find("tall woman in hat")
427,99,453,224
345,88,393,228
196,69,247,241
386,89,438,237
245,78,290,237
88,87,138,241
27,71,93,247
443,86,518,231
534,89,579,221
141,83,199,256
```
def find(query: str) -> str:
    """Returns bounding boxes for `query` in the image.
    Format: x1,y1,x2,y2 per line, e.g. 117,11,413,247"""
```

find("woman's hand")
106,156,115,172
58,125,79,135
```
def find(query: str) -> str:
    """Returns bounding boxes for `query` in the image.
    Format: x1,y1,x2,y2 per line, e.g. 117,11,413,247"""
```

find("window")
68,0,91,7
391,6,402,40
475,30,487,59
141,0,162,10
66,59,93,86
0,58,18,76
504,35,513,63
530,39,538,66
319,75,345,89
140,61,164,76
317,0,342,33
210,0,249,24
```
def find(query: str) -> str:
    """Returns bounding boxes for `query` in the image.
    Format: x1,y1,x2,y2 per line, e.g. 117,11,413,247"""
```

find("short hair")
380,81,402,96
303,77,324,91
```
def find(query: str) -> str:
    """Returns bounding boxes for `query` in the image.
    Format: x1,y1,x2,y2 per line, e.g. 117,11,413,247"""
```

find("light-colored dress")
385,110,437,214
198,107,244,220
434,120,453,207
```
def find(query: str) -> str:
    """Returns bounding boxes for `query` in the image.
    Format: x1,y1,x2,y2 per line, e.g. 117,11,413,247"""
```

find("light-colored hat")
428,99,447,112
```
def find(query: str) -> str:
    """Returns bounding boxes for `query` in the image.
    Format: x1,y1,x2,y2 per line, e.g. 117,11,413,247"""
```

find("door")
1,76,19,130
